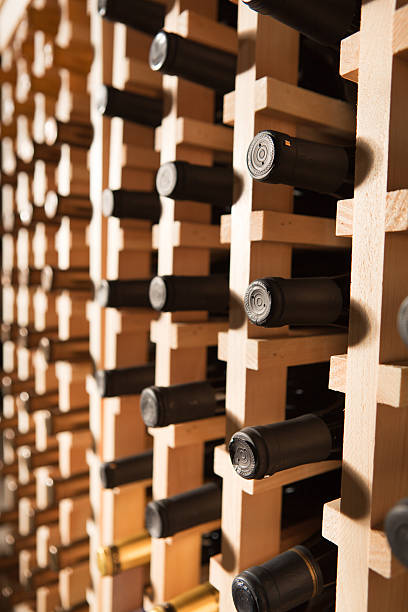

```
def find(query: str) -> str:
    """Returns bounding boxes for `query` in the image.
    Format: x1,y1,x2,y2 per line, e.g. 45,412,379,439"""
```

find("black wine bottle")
229,402,344,480
17,389,59,413
44,118,94,149
100,440,222,489
98,0,165,36
244,274,349,328
140,378,225,428
49,537,89,571
149,275,229,313
102,188,161,222
96,85,162,127
94,279,151,308
247,130,355,199
299,36,356,104
140,361,338,428
94,363,155,398
232,533,337,612
17,327,59,349
145,482,222,538
38,337,90,364
155,161,233,207
385,498,408,568
44,191,93,221
241,0,361,49
149,30,236,93
100,449,153,489
41,266,93,293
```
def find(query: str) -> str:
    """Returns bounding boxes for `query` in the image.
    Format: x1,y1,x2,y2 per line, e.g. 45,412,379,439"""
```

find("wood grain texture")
330,1,408,609
224,76,356,138
330,353,408,407
340,4,408,82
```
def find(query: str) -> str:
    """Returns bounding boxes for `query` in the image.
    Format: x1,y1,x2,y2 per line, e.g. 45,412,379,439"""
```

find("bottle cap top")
94,370,107,397
96,85,109,115
99,461,115,488
140,387,163,427
155,162,178,197
149,31,169,72
149,277,167,311
385,498,408,568
244,278,282,327
97,0,108,16
102,189,114,217
38,337,51,363
145,500,167,538
229,433,259,480
247,130,277,182
94,280,110,307
97,546,114,576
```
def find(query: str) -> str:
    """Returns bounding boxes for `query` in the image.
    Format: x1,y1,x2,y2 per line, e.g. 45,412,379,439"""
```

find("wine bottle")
244,275,349,328
43,472,89,508
385,498,408,568
140,379,225,427
149,31,236,93
100,439,222,489
41,266,93,293
44,118,93,149
38,337,90,364
39,406,89,437
94,279,151,308
299,36,356,104
155,161,233,207
0,528,36,556
241,0,361,49
152,583,219,612
49,537,89,571
18,445,59,474
102,188,161,222
145,482,222,538
2,375,35,397
98,0,165,36
232,533,337,612
97,530,151,576
17,327,59,349
100,449,153,489
94,363,155,398
44,191,93,221
0,575,33,610
149,275,229,313
247,130,355,199
96,85,162,127
397,296,408,348
229,402,344,479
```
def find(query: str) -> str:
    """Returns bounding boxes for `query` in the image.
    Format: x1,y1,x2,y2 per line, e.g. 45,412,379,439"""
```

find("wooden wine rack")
2,1,408,611
321,1,408,609
1,1,93,610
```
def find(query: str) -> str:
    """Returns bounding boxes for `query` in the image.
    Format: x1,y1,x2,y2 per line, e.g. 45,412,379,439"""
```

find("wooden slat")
337,190,408,236
330,353,408,407
340,4,408,82
224,76,356,138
